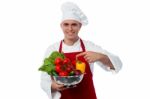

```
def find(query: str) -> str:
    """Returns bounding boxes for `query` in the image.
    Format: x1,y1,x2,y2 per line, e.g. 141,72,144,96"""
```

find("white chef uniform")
40,39,122,99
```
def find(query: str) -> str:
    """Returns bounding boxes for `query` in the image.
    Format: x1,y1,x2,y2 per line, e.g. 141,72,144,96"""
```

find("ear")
79,23,82,28
60,23,63,28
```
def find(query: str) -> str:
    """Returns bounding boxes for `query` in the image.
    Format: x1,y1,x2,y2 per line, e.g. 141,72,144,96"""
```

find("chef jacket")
40,39,122,99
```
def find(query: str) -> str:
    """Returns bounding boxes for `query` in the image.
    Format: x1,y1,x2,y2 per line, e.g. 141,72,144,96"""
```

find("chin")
66,35,75,39
67,36,78,40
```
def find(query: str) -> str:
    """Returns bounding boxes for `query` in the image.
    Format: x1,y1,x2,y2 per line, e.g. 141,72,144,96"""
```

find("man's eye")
72,23,78,26
63,23,69,26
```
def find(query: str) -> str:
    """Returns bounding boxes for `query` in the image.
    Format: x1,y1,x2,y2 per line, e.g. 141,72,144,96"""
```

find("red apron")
59,39,97,99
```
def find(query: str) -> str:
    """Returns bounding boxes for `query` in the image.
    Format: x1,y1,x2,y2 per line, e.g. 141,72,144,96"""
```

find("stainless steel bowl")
53,74,84,86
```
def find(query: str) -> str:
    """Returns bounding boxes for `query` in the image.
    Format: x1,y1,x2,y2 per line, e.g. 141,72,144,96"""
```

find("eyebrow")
63,23,69,25
63,23,78,25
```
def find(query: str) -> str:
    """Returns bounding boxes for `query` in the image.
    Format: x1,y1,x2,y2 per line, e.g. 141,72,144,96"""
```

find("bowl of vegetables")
39,51,86,87
52,74,84,86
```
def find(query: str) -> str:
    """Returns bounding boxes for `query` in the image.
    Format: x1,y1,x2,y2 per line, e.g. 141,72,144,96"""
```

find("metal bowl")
53,74,84,86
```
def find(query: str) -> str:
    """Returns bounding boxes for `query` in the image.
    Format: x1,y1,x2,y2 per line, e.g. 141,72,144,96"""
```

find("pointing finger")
76,52,87,59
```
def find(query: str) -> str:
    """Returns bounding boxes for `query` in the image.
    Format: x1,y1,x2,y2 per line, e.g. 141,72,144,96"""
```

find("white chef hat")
61,2,88,26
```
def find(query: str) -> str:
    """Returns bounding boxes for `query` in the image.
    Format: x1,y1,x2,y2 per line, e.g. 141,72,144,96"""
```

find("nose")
68,26,73,31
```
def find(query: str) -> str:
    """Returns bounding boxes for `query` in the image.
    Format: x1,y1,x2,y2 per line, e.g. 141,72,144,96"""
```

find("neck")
63,37,79,46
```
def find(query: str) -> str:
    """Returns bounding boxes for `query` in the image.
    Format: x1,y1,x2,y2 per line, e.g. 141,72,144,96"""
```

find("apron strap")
59,40,63,53
80,39,86,52
59,38,86,53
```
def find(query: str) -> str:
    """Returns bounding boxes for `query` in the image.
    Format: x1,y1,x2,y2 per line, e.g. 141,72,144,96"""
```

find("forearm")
98,53,115,70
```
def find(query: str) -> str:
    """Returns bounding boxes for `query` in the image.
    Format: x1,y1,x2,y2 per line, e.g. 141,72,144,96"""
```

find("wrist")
98,54,115,70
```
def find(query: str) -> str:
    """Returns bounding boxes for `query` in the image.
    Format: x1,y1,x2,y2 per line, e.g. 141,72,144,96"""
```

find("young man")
40,2,122,99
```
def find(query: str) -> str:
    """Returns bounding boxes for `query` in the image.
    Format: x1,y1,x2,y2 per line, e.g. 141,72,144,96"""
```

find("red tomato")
66,67,72,72
67,64,75,70
63,58,70,65
55,65,62,73
59,71,68,76
72,60,76,67
54,57,63,65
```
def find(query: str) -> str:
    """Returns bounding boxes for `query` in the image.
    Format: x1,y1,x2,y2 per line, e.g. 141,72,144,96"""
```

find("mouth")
67,32,75,35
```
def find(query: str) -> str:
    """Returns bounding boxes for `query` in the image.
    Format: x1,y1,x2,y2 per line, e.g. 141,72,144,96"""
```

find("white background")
0,0,150,99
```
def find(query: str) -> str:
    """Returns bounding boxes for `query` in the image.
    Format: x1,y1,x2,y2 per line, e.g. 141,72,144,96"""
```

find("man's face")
61,20,82,40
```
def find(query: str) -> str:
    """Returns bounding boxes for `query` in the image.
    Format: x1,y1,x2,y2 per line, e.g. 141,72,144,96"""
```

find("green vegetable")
48,51,65,64
38,51,65,75
43,58,51,65
38,63,55,74
69,71,75,76
51,70,58,76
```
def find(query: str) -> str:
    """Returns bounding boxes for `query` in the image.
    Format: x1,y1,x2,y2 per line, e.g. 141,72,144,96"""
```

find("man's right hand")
51,80,65,91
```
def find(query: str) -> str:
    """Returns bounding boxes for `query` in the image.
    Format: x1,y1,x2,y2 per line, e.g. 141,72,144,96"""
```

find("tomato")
55,65,62,73
72,60,76,67
59,71,68,76
54,57,63,65
67,64,75,70
66,67,72,72
63,58,70,65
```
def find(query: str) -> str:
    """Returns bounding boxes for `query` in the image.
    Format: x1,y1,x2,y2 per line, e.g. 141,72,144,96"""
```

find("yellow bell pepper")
76,61,86,73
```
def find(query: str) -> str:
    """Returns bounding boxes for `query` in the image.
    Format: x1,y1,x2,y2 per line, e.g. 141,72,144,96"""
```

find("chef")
40,2,122,99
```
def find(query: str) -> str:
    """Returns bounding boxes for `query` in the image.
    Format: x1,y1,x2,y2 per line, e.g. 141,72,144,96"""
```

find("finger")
57,84,65,91
57,84,64,88
84,57,93,63
84,55,89,59
58,87,67,91
83,57,89,63
60,87,68,91
57,85,68,91
88,59,93,63
76,52,87,59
